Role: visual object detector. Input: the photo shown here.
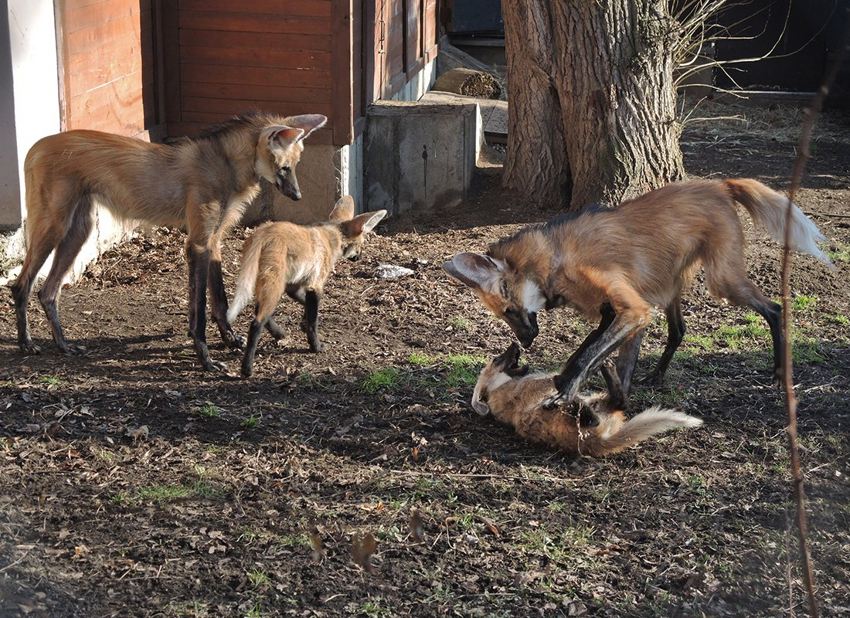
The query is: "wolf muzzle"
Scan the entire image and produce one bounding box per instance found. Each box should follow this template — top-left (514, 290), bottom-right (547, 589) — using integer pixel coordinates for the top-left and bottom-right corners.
top-left (276, 172), bottom-right (302, 201)
top-left (509, 312), bottom-right (539, 349)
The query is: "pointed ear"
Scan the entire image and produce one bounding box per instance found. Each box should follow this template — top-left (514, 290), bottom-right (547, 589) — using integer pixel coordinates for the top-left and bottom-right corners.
top-left (471, 398), bottom-right (491, 416)
top-left (283, 114), bottom-right (327, 141)
top-left (328, 195), bottom-right (355, 222)
top-left (262, 125), bottom-right (304, 149)
top-left (443, 253), bottom-right (504, 292)
top-left (348, 210), bottom-right (387, 235)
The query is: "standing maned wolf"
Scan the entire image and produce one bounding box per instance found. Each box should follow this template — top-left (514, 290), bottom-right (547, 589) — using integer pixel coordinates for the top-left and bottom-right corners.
top-left (227, 196), bottom-right (387, 377)
top-left (446, 179), bottom-right (832, 405)
top-left (472, 343), bottom-right (703, 457)
top-left (10, 111), bottom-right (326, 370)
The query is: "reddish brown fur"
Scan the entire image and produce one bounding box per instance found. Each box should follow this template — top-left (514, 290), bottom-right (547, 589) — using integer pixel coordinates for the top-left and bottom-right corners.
top-left (228, 196), bottom-right (386, 377)
top-left (447, 179), bottom-right (830, 403)
top-left (10, 111), bottom-right (326, 370)
top-left (472, 344), bottom-right (702, 457)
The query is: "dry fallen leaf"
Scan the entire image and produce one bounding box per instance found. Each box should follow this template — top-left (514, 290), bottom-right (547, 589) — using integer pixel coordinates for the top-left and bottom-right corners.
top-left (350, 531), bottom-right (376, 572)
top-left (409, 509), bottom-right (424, 543)
top-left (309, 525), bottom-right (325, 563)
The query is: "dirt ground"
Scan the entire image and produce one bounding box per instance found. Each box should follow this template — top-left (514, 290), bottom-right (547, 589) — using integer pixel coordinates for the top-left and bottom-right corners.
top-left (1, 101), bottom-right (849, 618)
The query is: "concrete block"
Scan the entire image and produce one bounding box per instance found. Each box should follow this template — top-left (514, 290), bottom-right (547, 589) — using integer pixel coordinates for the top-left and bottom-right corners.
top-left (364, 101), bottom-right (479, 215)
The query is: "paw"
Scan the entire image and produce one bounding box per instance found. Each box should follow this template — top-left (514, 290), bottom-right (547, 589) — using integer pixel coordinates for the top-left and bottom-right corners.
top-left (19, 341), bottom-right (42, 355)
top-left (205, 359), bottom-right (229, 372)
top-left (230, 334), bottom-right (246, 350)
top-left (638, 372), bottom-right (664, 387)
top-left (309, 341), bottom-right (326, 353)
top-left (59, 343), bottom-right (87, 355)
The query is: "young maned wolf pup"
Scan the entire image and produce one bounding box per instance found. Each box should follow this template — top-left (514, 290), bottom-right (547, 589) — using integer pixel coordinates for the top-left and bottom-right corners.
top-left (11, 111), bottom-right (326, 370)
top-left (446, 178), bottom-right (832, 406)
top-left (472, 343), bottom-right (703, 457)
top-left (227, 196), bottom-right (387, 377)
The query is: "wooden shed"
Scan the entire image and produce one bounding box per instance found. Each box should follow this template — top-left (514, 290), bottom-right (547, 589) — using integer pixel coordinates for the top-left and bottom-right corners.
top-left (8, 0), bottom-right (440, 224)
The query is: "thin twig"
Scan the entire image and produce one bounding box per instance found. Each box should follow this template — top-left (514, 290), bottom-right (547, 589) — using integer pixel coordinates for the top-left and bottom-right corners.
top-left (779, 9), bottom-right (850, 618)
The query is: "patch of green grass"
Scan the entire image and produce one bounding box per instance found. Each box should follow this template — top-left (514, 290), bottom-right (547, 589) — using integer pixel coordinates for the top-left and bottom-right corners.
top-left (360, 367), bottom-right (403, 393)
top-left (243, 603), bottom-right (264, 618)
top-left (792, 337), bottom-right (825, 364)
top-left (792, 294), bottom-right (817, 313)
top-left (826, 243), bottom-right (850, 263)
top-left (38, 375), bottom-right (61, 387)
top-left (448, 315), bottom-right (472, 332)
top-left (136, 485), bottom-right (191, 503)
top-left (294, 371), bottom-right (334, 390)
top-left (191, 480), bottom-right (226, 500)
top-left (277, 533), bottom-right (311, 548)
top-left (196, 402), bottom-right (221, 418)
top-left (164, 600), bottom-right (211, 617)
top-left (519, 525), bottom-right (595, 563)
top-left (683, 333), bottom-right (714, 350)
top-left (828, 313), bottom-right (848, 326)
top-left (408, 352), bottom-right (435, 366)
top-left (715, 318), bottom-right (769, 350)
top-left (443, 353), bottom-right (487, 388)
top-left (346, 599), bottom-right (391, 617)
top-left (240, 414), bottom-right (260, 429)
top-left (247, 568), bottom-right (270, 590)
top-left (109, 492), bottom-right (128, 504)
top-left (686, 474), bottom-right (707, 494)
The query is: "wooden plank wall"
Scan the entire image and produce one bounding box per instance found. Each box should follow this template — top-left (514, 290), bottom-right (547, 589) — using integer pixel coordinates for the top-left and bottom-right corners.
top-left (374, 0), bottom-right (438, 101)
top-left (165, 0), bottom-right (336, 142)
top-left (57, 0), bottom-right (160, 137)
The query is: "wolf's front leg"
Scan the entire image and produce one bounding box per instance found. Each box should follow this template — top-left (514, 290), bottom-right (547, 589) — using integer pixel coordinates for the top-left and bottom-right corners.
top-left (187, 244), bottom-right (225, 371)
top-left (303, 290), bottom-right (325, 352)
top-left (208, 241), bottom-right (244, 350)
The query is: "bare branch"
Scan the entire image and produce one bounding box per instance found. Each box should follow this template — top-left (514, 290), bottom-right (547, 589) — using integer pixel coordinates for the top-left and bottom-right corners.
top-left (778, 8), bottom-right (850, 618)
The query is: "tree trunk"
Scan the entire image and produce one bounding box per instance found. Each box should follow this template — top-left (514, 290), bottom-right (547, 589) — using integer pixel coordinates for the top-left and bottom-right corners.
top-left (503, 0), bottom-right (686, 210)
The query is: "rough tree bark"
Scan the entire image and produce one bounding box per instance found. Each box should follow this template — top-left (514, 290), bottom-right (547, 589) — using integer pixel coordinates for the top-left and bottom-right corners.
top-left (503, 0), bottom-right (686, 210)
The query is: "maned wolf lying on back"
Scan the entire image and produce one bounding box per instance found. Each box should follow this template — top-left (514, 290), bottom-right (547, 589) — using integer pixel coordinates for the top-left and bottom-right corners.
top-left (227, 196), bottom-right (387, 377)
top-left (446, 178), bottom-right (832, 406)
top-left (11, 111), bottom-right (326, 370)
top-left (472, 343), bottom-right (703, 457)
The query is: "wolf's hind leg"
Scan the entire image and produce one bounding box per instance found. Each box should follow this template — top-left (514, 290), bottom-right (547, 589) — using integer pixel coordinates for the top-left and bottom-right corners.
top-left (641, 298), bottom-right (686, 386)
top-left (12, 235), bottom-right (59, 355)
top-left (265, 318), bottom-right (287, 341)
top-left (303, 291), bottom-right (325, 353)
top-left (37, 197), bottom-right (95, 355)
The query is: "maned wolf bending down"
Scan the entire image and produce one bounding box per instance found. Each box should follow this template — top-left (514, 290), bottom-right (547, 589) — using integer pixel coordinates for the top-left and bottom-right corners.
top-left (445, 178), bottom-right (832, 405)
top-left (227, 196), bottom-right (387, 377)
top-left (472, 342), bottom-right (703, 457)
top-left (10, 111), bottom-right (326, 370)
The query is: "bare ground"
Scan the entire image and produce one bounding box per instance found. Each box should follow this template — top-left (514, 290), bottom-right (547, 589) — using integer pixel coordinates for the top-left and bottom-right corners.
top-left (1, 101), bottom-right (849, 617)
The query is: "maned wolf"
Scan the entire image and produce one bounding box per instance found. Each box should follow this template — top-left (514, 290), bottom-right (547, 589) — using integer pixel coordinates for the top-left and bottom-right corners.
top-left (445, 178), bottom-right (832, 405)
top-left (472, 342), bottom-right (703, 457)
top-left (10, 111), bottom-right (326, 370)
top-left (227, 196), bottom-right (387, 377)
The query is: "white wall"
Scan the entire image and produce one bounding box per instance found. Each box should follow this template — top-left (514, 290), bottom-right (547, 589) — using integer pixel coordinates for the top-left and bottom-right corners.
top-left (1, 0), bottom-right (61, 229)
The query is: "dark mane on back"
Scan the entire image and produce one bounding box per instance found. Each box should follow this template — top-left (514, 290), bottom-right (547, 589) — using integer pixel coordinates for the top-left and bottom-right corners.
top-left (488, 203), bottom-right (613, 256)
top-left (197, 110), bottom-right (268, 140)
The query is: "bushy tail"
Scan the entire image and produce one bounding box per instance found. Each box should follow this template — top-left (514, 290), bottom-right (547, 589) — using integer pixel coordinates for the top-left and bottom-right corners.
top-left (584, 407), bottom-right (703, 457)
top-left (226, 235), bottom-right (261, 323)
top-left (723, 178), bottom-right (833, 266)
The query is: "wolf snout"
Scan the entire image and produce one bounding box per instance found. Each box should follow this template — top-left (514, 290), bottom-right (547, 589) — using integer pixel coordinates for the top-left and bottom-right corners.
top-left (281, 185), bottom-right (301, 201)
